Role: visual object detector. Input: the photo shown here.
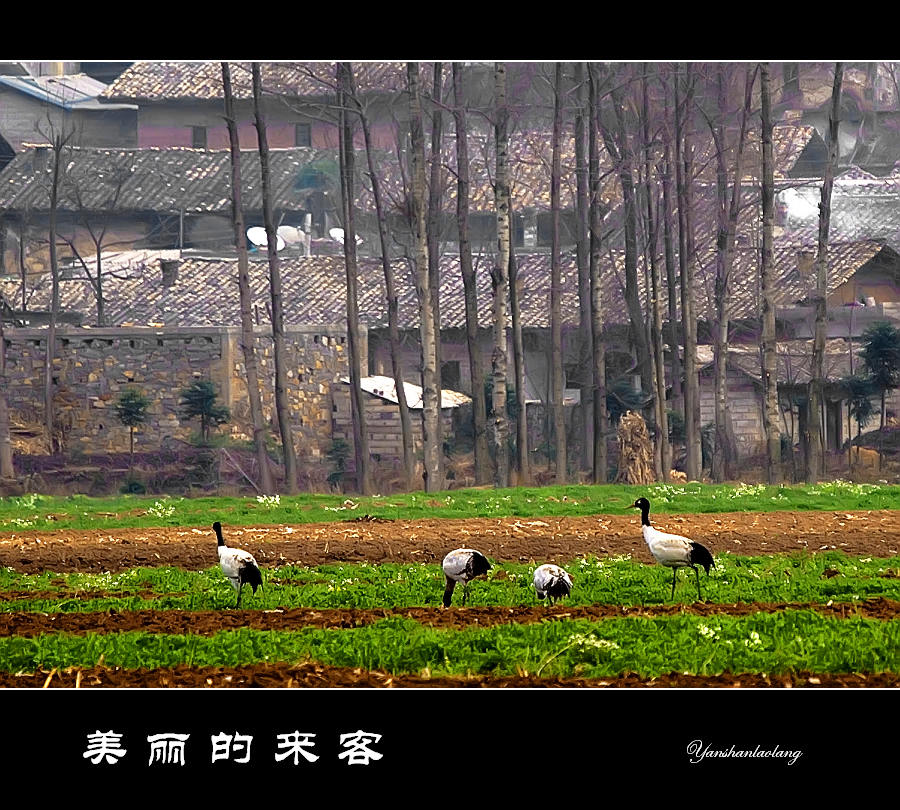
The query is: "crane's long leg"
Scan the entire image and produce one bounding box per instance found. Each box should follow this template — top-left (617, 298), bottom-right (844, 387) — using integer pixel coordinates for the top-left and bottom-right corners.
top-left (236, 583), bottom-right (243, 609)
top-left (671, 567), bottom-right (678, 600)
top-left (462, 583), bottom-right (468, 606)
top-left (694, 566), bottom-right (702, 601)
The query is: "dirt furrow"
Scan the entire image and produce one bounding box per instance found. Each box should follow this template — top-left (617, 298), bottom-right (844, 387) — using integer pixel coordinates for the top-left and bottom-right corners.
top-left (1, 510), bottom-right (899, 573)
top-left (3, 661), bottom-right (896, 688)
top-left (1, 596), bottom-right (898, 637)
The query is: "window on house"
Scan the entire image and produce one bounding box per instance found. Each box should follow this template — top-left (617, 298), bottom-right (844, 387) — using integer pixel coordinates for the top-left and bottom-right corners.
top-left (295, 123), bottom-right (312, 147)
top-left (192, 126), bottom-right (207, 148)
top-left (441, 361), bottom-right (461, 392)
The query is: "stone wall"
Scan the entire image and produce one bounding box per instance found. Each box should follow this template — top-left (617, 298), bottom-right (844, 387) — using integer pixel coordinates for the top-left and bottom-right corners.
top-left (3, 324), bottom-right (357, 463)
top-left (699, 367), bottom-right (765, 459)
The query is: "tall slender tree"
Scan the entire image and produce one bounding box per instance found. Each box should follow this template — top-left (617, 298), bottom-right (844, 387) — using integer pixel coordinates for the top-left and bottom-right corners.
top-left (352, 71), bottom-right (416, 489)
top-left (807, 63), bottom-right (843, 483)
top-left (337, 62), bottom-right (373, 495)
top-left (598, 65), bottom-right (653, 395)
top-left (588, 64), bottom-right (608, 483)
top-left (0, 293), bottom-right (13, 478)
top-left (550, 62), bottom-right (567, 483)
top-left (452, 63), bottom-right (490, 484)
top-left (574, 62), bottom-right (593, 472)
top-left (711, 65), bottom-right (755, 482)
top-left (642, 64), bottom-right (671, 482)
top-left (491, 61), bottom-right (511, 489)
top-left (659, 70), bottom-right (681, 413)
top-left (408, 62), bottom-right (441, 493)
top-left (36, 121), bottom-right (75, 454)
top-left (252, 63), bottom-right (298, 493)
top-left (759, 62), bottom-right (782, 483)
top-left (508, 200), bottom-right (529, 484)
top-left (674, 63), bottom-right (701, 480)
top-left (427, 63), bottom-right (445, 484)
top-left (221, 62), bottom-right (275, 495)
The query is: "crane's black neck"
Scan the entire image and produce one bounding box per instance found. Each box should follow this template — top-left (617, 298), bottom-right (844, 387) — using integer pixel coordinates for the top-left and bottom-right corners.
top-left (213, 523), bottom-right (225, 547)
top-left (639, 505), bottom-right (651, 527)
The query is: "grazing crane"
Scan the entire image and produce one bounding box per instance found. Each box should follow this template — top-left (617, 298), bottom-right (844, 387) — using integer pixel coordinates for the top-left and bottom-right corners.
top-left (533, 563), bottom-right (573, 606)
top-left (213, 521), bottom-right (263, 608)
top-left (631, 497), bottom-right (714, 601)
top-left (441, 548), bottom-right (491, 608)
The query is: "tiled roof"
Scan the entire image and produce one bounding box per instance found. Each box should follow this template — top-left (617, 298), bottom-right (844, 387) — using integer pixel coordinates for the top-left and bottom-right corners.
top-left (0, 120), bottom-right (817, 219)
top-left (0, 145), bottom-right (329, 213)
top-left (356, 123), bottom-right (817, 215)
top-left (3, 238), bottom-right (892, 331)
top-left (0, 73), bottom-right (136, 111)
top-left (777, 168), bottom-right (900, 247)
top-left (100, 62), bottom-right (417, 103)
top-left (725, 340), bottom-right (856, 384)
top-left (341, 376), bottom-right (471, 408)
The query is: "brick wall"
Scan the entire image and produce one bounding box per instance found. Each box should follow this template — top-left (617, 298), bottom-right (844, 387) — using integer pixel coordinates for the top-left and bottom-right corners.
top-left (3, 324), bottom-right (356, 463)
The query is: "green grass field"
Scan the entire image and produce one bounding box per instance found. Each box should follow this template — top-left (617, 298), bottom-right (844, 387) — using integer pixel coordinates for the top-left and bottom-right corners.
top-left (1, 479), bottom-right (898, 533)
top-left (1, 483), bottom-right (898, 684)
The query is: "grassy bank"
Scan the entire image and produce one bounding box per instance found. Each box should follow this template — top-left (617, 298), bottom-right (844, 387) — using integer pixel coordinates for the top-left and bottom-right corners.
top-left (1, 480), bottom-right (898, 533)
top-left (2, 551), bottom-right (898, 612)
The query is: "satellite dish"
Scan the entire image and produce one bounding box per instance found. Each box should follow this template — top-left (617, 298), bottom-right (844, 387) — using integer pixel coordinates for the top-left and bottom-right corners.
top-left (247, 226), bottom-right (285, 251)
top-left (328, 227), bottom-right (363, 246)
top-left (277, 225), bottom-right (306, 246)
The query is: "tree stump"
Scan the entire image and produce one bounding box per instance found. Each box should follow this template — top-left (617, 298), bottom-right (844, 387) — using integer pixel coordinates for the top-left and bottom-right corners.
top-left (615, 410), bottom-right (656, 484)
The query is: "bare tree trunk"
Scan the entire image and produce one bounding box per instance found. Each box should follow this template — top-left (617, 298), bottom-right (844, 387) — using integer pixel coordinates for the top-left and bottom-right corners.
top-left (252, 63), bottom-right (298, 493)
top-left (550, 63), bottom-right (567, 484)
top-left (44, 136), bottom-right (66, 455)
top-left (0, 303), bottom-right (13, 478)
top-left (660, 69), bottom-right (682, 438)
top-left (508, 201), bottom-right (529, 484)
top-left (807, 62), bottom-right (843, 484)
top-left (760, 62), bottom-right (782, 484)
top-left (427, 63), bottom-right (445, 484)
top-left (588, 64), bottom-right (608, 483)
top-left (94, 244), bottom-right (105, 328)
top-left (355, 76), bottom-right (415, 490)
top-left (452, 63), bottom-right (490, 485)
top-left (711, 66), bottom-right (754, 482)
top-left (574, 62), bottom-right (593, 473)
top-left (338, 63), bottom-right (373, 496)
top-left (675, 63), bottom-right (701, 480)
top-left (492, 62), bottom-right (511, 489)
top-left (408, 62), bottom-right (442, 493)
top-left (642, 65), bottom-right (671, 482)
top-left (222, 62), bottom-right (275, 495)
top-left (599, 65), bottom-right (653, 395)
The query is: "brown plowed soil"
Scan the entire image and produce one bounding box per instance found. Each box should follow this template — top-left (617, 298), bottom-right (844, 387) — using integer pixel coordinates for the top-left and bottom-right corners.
top-left (2, 510), bottom-right (899, 688)
top-left (3, 662), bottom-right (897, 688)
top-left (1, 510), bottom-right (899, 574)
top-left (2, 598), bottom-right (899, 638)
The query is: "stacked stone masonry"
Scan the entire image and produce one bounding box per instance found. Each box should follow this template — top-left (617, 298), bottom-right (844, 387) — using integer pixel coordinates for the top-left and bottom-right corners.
top-left (3, 324), bottom-right (357, 462)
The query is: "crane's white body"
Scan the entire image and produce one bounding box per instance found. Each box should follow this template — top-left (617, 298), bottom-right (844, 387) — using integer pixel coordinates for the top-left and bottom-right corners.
top-left (631, 497), bottom-right (714, 601)
top-left (533, 563), bottom-right (573, 605)
top-left (218, 544), bottom-right (261, 591)
top-left (213, 522), bottom-right (263, 608)
top-left (441, 548), bottom-right (491, 607)
top-left (640, 524), bottom-right (696, 569)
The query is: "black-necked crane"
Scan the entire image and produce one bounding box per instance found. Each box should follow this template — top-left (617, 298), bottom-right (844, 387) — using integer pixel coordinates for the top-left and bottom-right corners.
top-left (631, 497), bottom-right (714, 601)
top-left (213, 521), bottom-right (263, 608)
top-left (532, 563), bottom-right (573, 606)
top-left (441, 548), bottom-right (491, 608)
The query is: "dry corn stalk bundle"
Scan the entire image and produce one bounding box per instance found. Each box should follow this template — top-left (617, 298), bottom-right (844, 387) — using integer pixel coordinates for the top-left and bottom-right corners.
top-left (615, 410), bottom-right (656, 484)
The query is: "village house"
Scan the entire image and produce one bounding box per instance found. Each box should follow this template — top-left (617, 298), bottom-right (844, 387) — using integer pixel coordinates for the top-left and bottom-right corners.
top-left (0, 68), bottom-right (137, 169)
top-left (2, 62), bottom-right (900, 482)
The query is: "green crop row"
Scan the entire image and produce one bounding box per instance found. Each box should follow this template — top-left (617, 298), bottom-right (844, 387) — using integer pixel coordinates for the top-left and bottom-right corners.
top-left (1, 479), bottom-right (899, 533)
top-left (1, 612), bottom-right (897, 679)
top-left (2, 551), bottom-right (899, 613)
